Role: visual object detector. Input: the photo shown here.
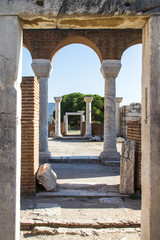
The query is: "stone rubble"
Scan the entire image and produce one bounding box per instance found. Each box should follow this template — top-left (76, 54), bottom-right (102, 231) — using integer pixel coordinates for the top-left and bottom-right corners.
top-left (36, 163), bottom-right (57, 191)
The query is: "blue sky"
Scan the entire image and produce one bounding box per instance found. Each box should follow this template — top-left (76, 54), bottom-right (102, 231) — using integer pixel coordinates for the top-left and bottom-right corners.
top-left (22, 43), bottom-right (142, 106)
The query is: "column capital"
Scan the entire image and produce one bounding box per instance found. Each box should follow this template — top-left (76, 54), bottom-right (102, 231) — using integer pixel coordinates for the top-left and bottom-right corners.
top-left (116, 97), bottom-right (123, 104)
top-left (101, 60), bottom-right (121, 79)
top-left (54, 97), bottom-right (62, 103)
top-left (31, 59), bottom-right (52, 78)
top-left (84, 96), bottom-right (93, 103)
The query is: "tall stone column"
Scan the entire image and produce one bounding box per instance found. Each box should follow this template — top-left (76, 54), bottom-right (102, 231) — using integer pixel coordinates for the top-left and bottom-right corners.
top-left (100, 60), bottom-right (121, 163)
top-left (116, 97), bottom-right (123, 136)
top-left (84, 97), bottom-right (93, 138)
top-left (65, 113), bottom-right (68, 135)
top-left (0, 16), bottom-right (22, 240)
top-left (32, 59), bottom-right (52, 158)
top-left (141, 16), bottom-right (160, 240)
top-left (54, 97), bottom-right (62, 138)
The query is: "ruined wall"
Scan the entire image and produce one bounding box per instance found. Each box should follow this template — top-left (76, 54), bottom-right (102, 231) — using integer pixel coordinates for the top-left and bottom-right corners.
top-left (127, 121), bottom-right (141, 190)
top-left (121, 103), bottom-right (141, 137)
top-left (21, 77), bottom-right (39, 194)
top-left (82, 122), bottom-right (104, 136)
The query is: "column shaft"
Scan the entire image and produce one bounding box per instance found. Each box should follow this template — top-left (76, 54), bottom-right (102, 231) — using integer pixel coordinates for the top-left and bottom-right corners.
top-left (39, 77), bottom-right (49, 154)
top-left (65, 114), bottom-right (68, 135)
top-left (141, 16), bottom-right (160, 240)
top-left (116, 98), bottom-right (123, 136)
top-left (84, 97), bottom-right (93, 138)
top-left (32, 59), bottom-right (52, 158)
top-left (54, 97), bottom-right (62, 138)
top-left (0, 16), bottom-right (22, 240)
top-left (100, 60), bottom-right (121, 162)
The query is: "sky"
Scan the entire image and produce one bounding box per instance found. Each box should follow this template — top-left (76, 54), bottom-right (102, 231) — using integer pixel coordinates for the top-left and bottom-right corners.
top-left (22, 43), bottom-right (142, 106)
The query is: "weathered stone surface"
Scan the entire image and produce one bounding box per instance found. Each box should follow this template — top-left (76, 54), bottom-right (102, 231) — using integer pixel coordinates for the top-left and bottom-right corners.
top-left (37, 164), bottom-right (57, 191)
top-left (141, 15), bottom-right (160, 240)
top-left (32, 59), bottom-right (52, 158)
top-left (0, 16), bottom-right (22, 240)
top-left (120, 139), bottom-right (135, 194)
top-left (0, 0), bottom-right (159, 29)
top-left (100, 60), bottom-right (121, 162)
top-left (91, 136), bottom-right (101, 141)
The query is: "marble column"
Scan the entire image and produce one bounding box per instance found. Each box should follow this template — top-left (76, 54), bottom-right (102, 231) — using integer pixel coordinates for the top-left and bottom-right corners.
top-left (65, 113), bottom-right (68, 135)
top-left (32, 59), bottom-right (52, 158)
top-left (141, 16), bottom-right (160, 240)
top-left (100, 60), bottom-right (121, 163)
top-left (54, 97), bottom-right (62, 138)
top-left (116, 97), bottom-right (123, 136)
top-left (84, 97), bottom-right (93, 138)
top-left (0, 16), bottom-right (22, 240)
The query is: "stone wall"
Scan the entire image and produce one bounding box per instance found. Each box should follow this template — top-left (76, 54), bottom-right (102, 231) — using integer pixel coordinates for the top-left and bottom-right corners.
top-left (48, 123), bottom-right (65, 136)
top-left (127, 121), bottom-right (141, 190)
top-left (21, 77), bottom-right (39, 194)
top-left (121, 103), bottom-right (141, 138)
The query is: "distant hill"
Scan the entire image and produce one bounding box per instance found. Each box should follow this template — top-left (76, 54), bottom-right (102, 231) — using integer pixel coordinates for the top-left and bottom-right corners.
top-left (48, 102), bottom-right (55, 117)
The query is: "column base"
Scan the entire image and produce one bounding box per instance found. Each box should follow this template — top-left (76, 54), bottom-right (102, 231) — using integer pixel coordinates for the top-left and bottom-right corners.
top-left (100, 150), bottom-right (120, 164)
top-left (39, 150), bottom-right (51, 159)
top-left (53, 134), bottom-right (63, 139)
top-left (84, 135), bottom-right (92, 139)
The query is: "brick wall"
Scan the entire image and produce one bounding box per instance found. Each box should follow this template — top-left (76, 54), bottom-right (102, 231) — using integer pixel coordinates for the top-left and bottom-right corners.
top-left (23, 29), bottom-right (141, 61)
top-left (48, 123), bottom-right (65, 136)
top-left (82, 122), bottom-right (104, 136)
top-left (127, 121), bottom-right (141, 190)
top-left (21, 77), bottom-right (39, 194)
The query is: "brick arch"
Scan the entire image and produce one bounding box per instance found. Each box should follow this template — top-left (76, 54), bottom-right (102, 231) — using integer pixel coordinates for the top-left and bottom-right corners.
top-left (50, 35), bottom-right (103, 63)
top-left (121, 42), bottom-right (142, 60)
top-left (23, 29), bottom-right (142, 62)
top-left (120, 39), bottom-right (142, 60)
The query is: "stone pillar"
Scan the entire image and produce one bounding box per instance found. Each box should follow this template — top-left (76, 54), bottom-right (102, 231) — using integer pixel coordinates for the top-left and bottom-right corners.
top-left (65, 113), bottom-right (68, 135)
top-left (116, 97), bottom-right (123, 136)
top-left (84, 97), bottom-right (93, 138)
top-left (100, 60), bottom-right (121, 163)
top-left (0, 16), bottom-right (22, 240)
top-left (32, 59), bottom-right (52, 158)
top-left (54, 97), bottom-right (62, 138)
top-left (141, 16), bottom-right (160, 240)
top-left (78, 111), bottom-right (85, 134)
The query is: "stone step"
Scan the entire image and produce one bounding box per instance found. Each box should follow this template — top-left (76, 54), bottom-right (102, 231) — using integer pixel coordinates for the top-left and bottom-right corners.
top-left (48, 157), bottom-right (120, 165)
top-left (36, 190), bottom-right (127, 198)
top-left (48, 156), bottom-right (100, 164)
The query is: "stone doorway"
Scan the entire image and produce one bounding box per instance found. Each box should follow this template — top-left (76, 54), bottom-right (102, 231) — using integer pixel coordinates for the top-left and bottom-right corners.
top-left (64, 112), bottom-right (85, 136)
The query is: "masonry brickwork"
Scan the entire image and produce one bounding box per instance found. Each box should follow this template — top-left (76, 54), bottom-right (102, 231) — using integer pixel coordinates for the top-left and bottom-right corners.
top-left (21, 77), bottom-right (39, 194)
top-left (81, 122), bottom-right (104, 136)
top-left (23, 29), bottom-right (142, 62)
top-left (127, 121), bottom-right (141, 190)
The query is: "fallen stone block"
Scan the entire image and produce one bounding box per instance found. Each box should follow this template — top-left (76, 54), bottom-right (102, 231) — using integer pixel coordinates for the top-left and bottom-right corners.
top-left (37, 163), bottom-right (57, 191)
top-left (91, 136), bottom-right (101, 141)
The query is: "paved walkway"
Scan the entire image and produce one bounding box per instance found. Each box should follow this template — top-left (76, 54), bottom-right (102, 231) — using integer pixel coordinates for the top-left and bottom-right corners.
top-left (20, 139), bottom-right (141, 240)
top-left (48, 138), bottom-right (122, 157)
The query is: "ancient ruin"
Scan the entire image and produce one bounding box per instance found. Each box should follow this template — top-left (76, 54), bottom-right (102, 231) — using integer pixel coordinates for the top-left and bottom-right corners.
top-left (0, 1), bottom-right (160, 239)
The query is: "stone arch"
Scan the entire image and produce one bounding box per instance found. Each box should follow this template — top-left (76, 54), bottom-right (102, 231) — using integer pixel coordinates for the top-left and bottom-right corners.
top-left (51, 35), bottom-right (103, 63)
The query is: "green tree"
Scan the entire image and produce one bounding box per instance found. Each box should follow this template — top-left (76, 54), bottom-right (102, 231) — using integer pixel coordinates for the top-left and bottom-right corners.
top-left (53, 93), bottom-right (104, 125)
